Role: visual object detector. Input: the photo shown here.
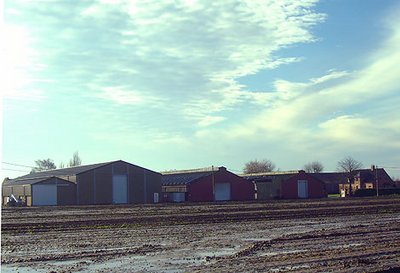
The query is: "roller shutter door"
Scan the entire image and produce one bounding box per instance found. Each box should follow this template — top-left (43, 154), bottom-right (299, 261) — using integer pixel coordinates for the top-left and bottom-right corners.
top-left (215, 183), bottom-right (231, 201)
top-left (32, 184), bottom-right (57, 206)
top-left (171, 192), bottom-right (185, 202)
top-left (112, 175), bottom-right (128, 204)
top-left (297, 180), bottom-right (308, 198)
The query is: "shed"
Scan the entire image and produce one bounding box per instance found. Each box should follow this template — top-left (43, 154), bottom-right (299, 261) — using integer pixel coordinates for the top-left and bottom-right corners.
top-left (2, 176), bottom-right (76, 206)
top-left (310, 172), bottom-right (348, 194)
top-left (3, 160), bottom-right (162, 205)
top-left (162, 167), bottom-right (255, 202)
top-left (243, 170), bottom-right (327, 200)
top-left (281, 171), bottom-right (327, 199)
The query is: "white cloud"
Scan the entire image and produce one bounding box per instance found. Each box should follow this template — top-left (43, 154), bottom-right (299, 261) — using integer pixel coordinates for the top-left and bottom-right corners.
top-left (75, 0), bottom-right (324, 125)
top-left (94, 86), bottom-right (167, 107)
top-left (199, 12), bottom-right (400, 159)
top-left (197, 116), bottom-right (226, 127)
top-left (4, 0), bottom-right (326, 128)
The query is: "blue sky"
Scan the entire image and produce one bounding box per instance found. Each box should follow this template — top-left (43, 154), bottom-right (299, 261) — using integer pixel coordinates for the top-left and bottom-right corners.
top-left (2, 0), bottom-right (400, 179)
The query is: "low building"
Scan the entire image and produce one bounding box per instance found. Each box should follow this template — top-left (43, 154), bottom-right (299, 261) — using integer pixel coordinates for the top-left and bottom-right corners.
top-left (310, 172), bottom-right (348, 194)
top-left (243, 170), bottom-right (327, 200)
top-left (2, 160), bottom-right (162, 206)
top-left (162, 167), bottom-right (255, 202)
top-left (2, 176), bottom-right (76, 206)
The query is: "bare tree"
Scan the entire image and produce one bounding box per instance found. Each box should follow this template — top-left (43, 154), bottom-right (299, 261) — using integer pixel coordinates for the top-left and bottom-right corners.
top-left (337, 156), bottom-right (363, 196)
top-left (304, 161), bottom-right (324, 173)
top-left (337, 156), bottom-right (363, 173)
top-left (68, 151), bottom-right (82, 167)
top-left (31, 159), bottom-right (57, 173)
top-left (243, 159), bottom-right (276, 174)
top-left (59, 162), bottom-right (65, 169)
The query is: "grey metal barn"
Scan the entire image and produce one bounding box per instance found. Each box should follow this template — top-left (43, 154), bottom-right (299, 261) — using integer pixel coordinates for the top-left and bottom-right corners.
top-left (2, 160), bottom-right (162, 206)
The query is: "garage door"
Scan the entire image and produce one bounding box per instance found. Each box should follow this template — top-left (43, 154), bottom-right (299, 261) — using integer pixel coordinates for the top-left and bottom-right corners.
top-left (215, 183), bottom-right (231, 201)
top-left (170, 192), bottom-right (185, 202)
top-left (297, 180), bottom-right (308, 198)
top-left (112, 175), bottom-right (128, 204)
top-left (32, 184), bottom-right (57, 206)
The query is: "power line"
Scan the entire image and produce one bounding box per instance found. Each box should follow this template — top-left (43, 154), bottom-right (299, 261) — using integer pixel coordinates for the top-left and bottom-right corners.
top-left (2, 168), bottom-right (30, 173)
top-left (2, 161), bottom-right (35, 169)
top-left (380, 166), bottom-right (400, 169)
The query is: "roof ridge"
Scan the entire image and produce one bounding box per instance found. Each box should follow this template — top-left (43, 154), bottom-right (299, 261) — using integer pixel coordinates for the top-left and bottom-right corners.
top-left (11, 175), bottom-right (56, 182)
top-left (240, 170), bottom-right (300, 177)
top-left (32, 160), bottom-right (117, 174)
top-left (161, 166), bottom-right (221, 175)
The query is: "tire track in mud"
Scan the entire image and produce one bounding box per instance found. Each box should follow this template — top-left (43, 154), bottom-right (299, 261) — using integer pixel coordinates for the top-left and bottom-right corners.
top-left (2, 244), bottom-right (166, 264)
top-left (2, 202), bottom-right (399, 234)
top-left (202, 217), bottom-right (400, 272)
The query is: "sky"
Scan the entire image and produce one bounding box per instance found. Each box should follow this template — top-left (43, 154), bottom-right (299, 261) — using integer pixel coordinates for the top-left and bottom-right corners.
top-left (2, 0), bottom-right (400, 179)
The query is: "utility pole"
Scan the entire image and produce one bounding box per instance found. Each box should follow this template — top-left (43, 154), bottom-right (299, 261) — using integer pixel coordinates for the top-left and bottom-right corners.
top-left (371, 165), bottom-right (379, 197)
top-left (376, 165), bottom-right (379, 197)
top-left (211, 165), bottom-right (215, 201)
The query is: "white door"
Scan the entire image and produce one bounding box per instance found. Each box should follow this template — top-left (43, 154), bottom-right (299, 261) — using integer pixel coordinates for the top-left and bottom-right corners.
top-left (113, 175), bottom-right (128, 204)
top-left (153, 193), bottom-right (159, 203)
top-left (297, 180), bottom-right (308, 198)
top-left (215, 182), bottom-right (231, 201)
top-left (32, 184), bottom-right (57, 206)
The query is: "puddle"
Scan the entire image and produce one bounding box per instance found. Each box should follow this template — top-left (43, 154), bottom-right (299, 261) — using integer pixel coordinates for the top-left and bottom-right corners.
top-left (329, 243), bottom-right (362, 249)
top-left (259, 249), bottom-right (305, 257)
top-left (0, 265), bottom-right (48, 273)
top-left (196, 248), bottom-right (237, 258)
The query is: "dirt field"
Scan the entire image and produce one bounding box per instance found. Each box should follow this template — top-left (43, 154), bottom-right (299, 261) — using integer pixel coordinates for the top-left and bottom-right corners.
top-left (2, 197), bottom-right (400, 273)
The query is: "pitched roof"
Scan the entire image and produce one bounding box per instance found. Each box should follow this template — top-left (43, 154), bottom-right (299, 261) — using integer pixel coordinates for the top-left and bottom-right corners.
top-left (241, 169), bottom-right (393, 185)
top-left (310, 172), bottom-right (348, 184)
top-left (162, 167), bottom-right (222, 185)
top-left (355, 168), bottom-right (394, 184)
top-left (3, 176), bottom-right (73, 186)
top-left (7, 160), bottom-right (160, 183)
top-left (240, 171), bottom-right (300, 182)
top-left (10, 161), bottom-right (113, 181)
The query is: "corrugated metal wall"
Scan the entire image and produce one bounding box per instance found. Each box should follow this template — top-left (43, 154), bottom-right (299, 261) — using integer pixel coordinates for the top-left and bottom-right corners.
top-left (187, 169), bottom-right (255, 202)
top-left (281, 172), bottom-right (327, 199)
top-left (77, 161), bottom-right (161, 205)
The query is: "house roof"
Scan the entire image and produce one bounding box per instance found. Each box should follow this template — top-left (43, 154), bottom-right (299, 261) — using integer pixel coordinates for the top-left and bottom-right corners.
top-left (162, 167), bottom-right (224, 185)
top-left (6, 160), bottom-right (160, 183)
top-left (355, 168), bottom-right (394, 183)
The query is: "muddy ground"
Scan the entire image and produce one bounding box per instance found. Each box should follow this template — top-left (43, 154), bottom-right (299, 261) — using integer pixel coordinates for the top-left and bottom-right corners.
top-left (2, 197), bottom-right (400, 272)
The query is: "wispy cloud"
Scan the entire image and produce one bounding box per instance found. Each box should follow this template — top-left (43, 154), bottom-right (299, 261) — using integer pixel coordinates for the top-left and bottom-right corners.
top-left (4, 0), bottom-right (324, 127)
top-left (3, 0), bottom-right (400, 178)
top-left (93, 85), bottom-right (167, 107)
top-left (196, 12), bottom-right (400, 160)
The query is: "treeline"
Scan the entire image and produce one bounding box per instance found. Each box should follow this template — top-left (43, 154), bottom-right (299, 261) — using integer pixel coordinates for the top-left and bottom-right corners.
top-left (30, 152), bottom-right (82, 173)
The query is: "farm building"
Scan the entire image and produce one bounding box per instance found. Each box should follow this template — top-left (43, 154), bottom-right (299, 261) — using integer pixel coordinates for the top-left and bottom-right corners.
top-left (161, 167), bottom-right (255, 202)
top-left (242, 170), bottom-right (327, 200)
top-left (2, 160), bottom-right (162, 206)
top-left (2, 176), bottom-right (76, 206)
top-left (310, 172), bottom-right (348, 194)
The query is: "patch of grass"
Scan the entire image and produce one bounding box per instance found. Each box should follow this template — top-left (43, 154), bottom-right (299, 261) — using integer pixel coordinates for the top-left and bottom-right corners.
top-left (328, 194), bottom-right (341, 198)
